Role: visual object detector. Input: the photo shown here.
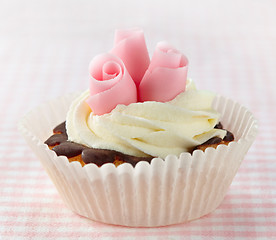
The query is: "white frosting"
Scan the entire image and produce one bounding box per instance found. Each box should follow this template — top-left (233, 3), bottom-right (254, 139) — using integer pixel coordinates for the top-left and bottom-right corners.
top-left (66, 80), bottom-right (226, 158)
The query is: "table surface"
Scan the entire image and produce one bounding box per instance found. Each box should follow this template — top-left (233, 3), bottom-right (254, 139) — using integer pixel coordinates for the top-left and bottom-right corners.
top-left (1, 0), bottom-right (276, 239)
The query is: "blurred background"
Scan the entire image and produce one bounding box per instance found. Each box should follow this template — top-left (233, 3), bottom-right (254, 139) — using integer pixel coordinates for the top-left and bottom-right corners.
top-left (1, 0), bottom-right (276, 238)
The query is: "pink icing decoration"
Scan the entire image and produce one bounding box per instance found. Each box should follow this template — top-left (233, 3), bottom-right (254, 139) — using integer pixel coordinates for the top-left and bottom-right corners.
top-left (138, 42), bottom-right (188, 102)
top-left (110, 29), bottom-right (150, 87)
top-left (86, 53), bottom-right (137, 115)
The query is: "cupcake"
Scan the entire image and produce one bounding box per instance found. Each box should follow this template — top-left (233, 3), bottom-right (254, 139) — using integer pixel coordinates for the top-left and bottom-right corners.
top-left (19, 29), bottom-right (258, 227)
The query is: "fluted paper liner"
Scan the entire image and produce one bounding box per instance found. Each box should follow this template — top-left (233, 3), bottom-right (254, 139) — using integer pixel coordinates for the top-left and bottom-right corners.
top-left (18, 93), bottom-right (258, 227)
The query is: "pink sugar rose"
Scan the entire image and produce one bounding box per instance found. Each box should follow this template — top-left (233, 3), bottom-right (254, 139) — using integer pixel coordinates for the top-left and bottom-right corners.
top-left (110, 28), bottom-right (150, 87)
top-left (87, 30), bottom-right (189, 115)
top-left (139, 41), bottom-right (188, 102)
top-left (86, 53), bottom-right (137, 115)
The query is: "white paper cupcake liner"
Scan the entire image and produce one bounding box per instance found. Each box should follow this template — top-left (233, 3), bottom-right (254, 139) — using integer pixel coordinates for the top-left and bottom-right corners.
top-left (18, 92), bottom-right (258, 227)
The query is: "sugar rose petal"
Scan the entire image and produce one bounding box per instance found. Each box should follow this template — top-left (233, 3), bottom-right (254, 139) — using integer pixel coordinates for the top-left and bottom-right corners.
top-left (86, 53), bottom-right (137, 115)
top-left (139, 42), bottom-right (188, 102)
top-left (110, 28), bottom-right (150, 87)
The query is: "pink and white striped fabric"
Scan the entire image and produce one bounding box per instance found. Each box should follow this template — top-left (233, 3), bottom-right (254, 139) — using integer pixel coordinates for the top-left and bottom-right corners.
top-left (1, 0), bottom-right (275, 239)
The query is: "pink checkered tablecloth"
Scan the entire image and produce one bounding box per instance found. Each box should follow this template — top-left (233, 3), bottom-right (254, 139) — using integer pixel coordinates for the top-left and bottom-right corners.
top-left (1, 0), bottom-right (275, 239)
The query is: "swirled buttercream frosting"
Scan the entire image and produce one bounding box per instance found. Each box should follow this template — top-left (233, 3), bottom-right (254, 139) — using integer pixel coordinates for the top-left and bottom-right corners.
top-left (66, 80), bottom-right (226, 158)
